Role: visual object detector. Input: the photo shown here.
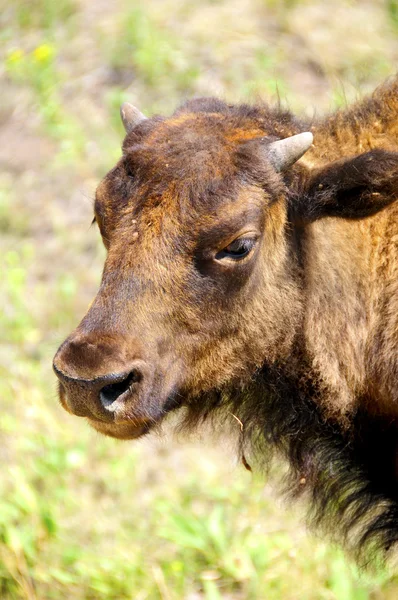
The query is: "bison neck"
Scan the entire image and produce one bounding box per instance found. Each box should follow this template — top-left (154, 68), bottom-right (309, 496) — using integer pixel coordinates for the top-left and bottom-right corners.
top-left (300, 205), bottom-right (398, 421)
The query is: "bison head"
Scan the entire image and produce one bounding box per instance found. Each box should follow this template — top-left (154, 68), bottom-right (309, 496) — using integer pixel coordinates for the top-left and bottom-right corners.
top-left (53, 99), bottom-right (314, 439)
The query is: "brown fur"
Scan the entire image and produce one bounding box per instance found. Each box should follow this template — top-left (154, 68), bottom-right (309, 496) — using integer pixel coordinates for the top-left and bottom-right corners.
top-left (53, 77), bottom-right (398, 560)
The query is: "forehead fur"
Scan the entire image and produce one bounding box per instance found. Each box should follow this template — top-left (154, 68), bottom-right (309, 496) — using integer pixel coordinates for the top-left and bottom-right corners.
top-left (98, 98), bottom-right (295, 223)
top-left (122, 99), bottom-right (295, 189)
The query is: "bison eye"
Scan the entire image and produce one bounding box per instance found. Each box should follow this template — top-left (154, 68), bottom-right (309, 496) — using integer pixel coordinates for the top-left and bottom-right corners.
top-left (216, 237), bottom-right (257, 261)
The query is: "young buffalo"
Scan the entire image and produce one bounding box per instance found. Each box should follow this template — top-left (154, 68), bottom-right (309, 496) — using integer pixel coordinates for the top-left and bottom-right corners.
top-left (53, 76), bottom-right (398, 561)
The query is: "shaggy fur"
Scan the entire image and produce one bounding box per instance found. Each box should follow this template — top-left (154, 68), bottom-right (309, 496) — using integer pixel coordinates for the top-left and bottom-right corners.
top-left (53, 75), bottom-right (398, 563)
top-left (181, 360), bottom-right (398, 563)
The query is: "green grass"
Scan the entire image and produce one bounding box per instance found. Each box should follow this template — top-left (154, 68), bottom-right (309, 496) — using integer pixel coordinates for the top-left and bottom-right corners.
top-left (5, 44), bottom-right (88, 165)
top-left (1, 0), bottom-right (398, 598)
top-left (6, 0), bottom-right (76, 31)
top-left (108, 7), bottom-right (200, 91)
top-left (387, 0), bottom-right (398, 30)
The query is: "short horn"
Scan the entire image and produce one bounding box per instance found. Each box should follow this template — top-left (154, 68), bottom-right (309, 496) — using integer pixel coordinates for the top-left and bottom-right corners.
top-left (268, 132), bottom-right (313, 172)
top-left (120, 102), bottom-right (147, 133)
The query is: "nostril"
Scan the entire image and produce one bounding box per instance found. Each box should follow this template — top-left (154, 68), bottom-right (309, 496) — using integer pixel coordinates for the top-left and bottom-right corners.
top-left (99, 370), bottom-right (142, 409)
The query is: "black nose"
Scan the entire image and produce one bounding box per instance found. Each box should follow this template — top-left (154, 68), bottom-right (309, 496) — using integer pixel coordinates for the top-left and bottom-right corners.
top-left (53, 358), bottom-right (149, 420)
top-left (99, 369), bottom-right (142, 409)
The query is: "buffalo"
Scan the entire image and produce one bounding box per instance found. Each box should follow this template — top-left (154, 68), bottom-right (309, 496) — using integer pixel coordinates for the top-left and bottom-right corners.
top-left (53, 77), bottom-right (398, 560)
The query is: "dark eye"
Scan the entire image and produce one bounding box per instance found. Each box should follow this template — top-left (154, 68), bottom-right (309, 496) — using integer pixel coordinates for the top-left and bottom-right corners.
top-left (216, 237), bottom-right (257, 261)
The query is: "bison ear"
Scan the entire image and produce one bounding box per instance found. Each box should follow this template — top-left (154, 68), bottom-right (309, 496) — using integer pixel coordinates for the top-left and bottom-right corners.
top-left (268, 132), bottom-right (313, 172)
top-left (120, 103), bottom-right (147, 133)
top-left (296, 149), bottom-right (398, 222)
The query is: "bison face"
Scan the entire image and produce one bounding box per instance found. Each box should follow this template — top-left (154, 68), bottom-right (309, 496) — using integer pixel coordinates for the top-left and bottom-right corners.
top-left (53, 100), bottom-right (311, 439)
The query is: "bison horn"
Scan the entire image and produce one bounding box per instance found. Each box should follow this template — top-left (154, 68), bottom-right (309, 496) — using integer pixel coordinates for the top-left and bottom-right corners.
top-left (268, 132), bottom-right (313, 172)
top-left (120, 102), bottom-right (147, 133)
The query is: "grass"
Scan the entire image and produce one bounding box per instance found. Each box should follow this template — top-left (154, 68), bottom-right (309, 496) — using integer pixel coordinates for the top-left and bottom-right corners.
top-left (1, 0), bottom-right (398, 598)
top-left (1, 0), bottom-right (76, 31)
top-left (108, 7), bottom-right (200, 91)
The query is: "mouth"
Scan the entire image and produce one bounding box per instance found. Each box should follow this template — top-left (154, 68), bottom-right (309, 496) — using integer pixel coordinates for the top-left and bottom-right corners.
top-left (58, 382), bottom-right (184, 440)
top-left (87, 418), bottom-right (154, 440)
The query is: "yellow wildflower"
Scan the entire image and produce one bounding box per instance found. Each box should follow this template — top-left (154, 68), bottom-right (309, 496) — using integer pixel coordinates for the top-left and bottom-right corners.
top-left (33, 44), bottom-right (54, 63)
top-left (6, 49), bottom-right (24, 65)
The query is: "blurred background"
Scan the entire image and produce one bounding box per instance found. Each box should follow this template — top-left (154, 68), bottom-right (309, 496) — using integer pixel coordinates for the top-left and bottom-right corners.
top-left (1, 0), bottom-right (398, 598)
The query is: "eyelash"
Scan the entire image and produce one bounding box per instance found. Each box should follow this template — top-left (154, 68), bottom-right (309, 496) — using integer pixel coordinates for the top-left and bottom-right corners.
top-left (215, 237), bottom-right (257, 261)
